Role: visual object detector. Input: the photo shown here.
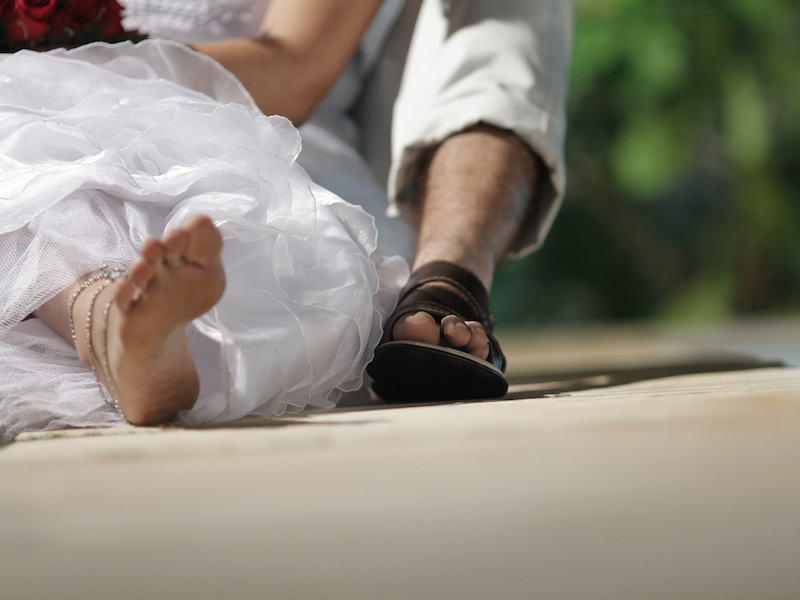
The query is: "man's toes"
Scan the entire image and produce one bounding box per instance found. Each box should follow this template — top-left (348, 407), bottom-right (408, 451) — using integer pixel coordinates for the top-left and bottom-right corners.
top-left (441, 315), bottom-right (472, 347)
top-left (465, 321), bottom-right (490, 360)
top-left (392, 311), bottom-right (440, 346)
top-left (392, 312), bottom-right (491, 361)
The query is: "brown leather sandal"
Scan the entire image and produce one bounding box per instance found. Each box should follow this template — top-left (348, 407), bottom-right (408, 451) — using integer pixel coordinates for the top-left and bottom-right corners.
top-left (366, 260), bottom-right (508, 402)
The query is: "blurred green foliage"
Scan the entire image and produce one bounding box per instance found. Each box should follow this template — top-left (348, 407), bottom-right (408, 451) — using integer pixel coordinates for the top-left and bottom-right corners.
top-left (495, 0), bottom-right (800, 326)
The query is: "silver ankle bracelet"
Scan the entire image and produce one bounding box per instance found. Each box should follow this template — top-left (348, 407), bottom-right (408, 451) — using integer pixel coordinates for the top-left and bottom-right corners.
top-left (68, 265), bottom-right (127, 414)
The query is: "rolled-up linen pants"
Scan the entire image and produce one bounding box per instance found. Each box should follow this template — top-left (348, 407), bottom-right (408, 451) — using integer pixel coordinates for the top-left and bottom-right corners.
top-left (301, 0), bottom-right (573, 260)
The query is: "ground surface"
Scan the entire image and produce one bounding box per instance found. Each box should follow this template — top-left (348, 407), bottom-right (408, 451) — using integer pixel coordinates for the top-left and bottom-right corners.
top-left (2, 318), bottom-right (799, 600)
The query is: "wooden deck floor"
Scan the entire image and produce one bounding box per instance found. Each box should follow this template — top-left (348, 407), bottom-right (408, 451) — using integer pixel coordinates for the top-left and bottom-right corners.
top-left (2, 318), bottom-right (799, 600)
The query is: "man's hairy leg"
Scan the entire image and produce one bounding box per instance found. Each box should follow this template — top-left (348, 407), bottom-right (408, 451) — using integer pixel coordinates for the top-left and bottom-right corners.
top-left (391, 124), bottom-right (541, 359)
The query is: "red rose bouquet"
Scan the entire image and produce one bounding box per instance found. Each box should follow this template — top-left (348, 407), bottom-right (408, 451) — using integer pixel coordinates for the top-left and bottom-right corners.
top-left (1, 0), bottom-right (136, 52)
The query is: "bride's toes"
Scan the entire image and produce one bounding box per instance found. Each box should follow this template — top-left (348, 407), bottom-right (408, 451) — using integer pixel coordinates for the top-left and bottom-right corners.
top-left (162, 227), bottom-right (188, 265)
top-left (124, 257), bottom-right (156, 303)
top-left (114, 277), bottom-right (138, 314)
top-left (128, 257), bottom-right (153, 288)
top-left (140, 237), bottom-right (165, 265)
top-left (183, 215), bottom-right (223, 266)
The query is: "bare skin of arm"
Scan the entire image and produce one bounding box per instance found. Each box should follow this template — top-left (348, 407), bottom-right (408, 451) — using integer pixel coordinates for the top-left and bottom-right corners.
top-left (194, 0), bottom-right (383, 124)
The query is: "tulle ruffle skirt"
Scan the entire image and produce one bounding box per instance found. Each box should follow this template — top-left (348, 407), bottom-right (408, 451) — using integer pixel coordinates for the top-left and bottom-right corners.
top-left (0, 40), bottom-right (406, 441)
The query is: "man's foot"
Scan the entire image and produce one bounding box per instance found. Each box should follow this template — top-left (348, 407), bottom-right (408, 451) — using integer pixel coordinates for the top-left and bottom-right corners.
top-left (73, 215), bottom-right (225, 425)
top-left (366, 260), bottom-right (507, 401)
top-left (374, 126), bottom-right (535, 395)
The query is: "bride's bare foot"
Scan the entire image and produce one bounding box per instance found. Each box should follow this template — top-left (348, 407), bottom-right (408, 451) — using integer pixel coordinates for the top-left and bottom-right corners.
top-left (73, 215), bottom-right (225, 425)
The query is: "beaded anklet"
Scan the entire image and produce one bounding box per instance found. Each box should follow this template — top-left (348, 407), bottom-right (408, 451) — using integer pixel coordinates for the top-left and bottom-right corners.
top-left (68, 265), bottom-right (128, 413)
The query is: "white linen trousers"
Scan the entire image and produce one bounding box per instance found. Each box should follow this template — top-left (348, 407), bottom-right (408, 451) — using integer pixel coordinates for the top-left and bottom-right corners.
top-left (307, 0), bottom-right (574, 259)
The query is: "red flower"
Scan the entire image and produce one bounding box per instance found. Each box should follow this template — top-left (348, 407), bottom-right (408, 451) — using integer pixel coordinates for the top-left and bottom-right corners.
top-left (5, 0), bottom-right (57, 43)
top-left (1, 0), bottom-right (128, 49)
top-left (16, 0), bottom-right (57, 21)
top-left (53, 0), bottom-right (125, 41)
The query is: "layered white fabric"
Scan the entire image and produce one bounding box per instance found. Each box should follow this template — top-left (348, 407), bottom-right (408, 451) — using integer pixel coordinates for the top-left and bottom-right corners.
top-left (0, 40), bottom-right (406, 441)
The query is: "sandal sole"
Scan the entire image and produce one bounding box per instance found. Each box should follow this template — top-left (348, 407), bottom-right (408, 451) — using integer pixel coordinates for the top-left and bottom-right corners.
top-left (367, 340), bottom-right (508, 402)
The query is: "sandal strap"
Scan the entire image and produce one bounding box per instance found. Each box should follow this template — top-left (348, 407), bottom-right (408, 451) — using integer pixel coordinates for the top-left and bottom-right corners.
top-left (387, 261), bottom-right (492, 333)
top-left (400, 260), bottom-right (491, 324)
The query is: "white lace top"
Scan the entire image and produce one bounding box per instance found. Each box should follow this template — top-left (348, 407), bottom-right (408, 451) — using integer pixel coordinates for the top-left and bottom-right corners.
top-left (121, 0), bottom-right (270, 44)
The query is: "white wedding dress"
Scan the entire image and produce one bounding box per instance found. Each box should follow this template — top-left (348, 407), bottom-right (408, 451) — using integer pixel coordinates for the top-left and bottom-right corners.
top-left (0, 38), bottom-right (407, 441)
